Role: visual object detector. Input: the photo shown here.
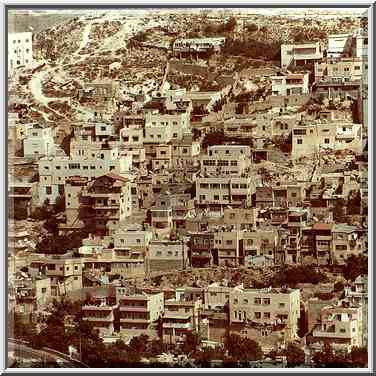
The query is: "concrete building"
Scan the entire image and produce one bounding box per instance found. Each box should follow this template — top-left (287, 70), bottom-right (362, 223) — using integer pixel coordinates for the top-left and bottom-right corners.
top-left (200, 145), bottom-right (252, 176)
top-left (117, 289), bottom-right (164, 338)
top-left (163, 295), bottom-right (202, 345)
top-left (271, 73), bottom-right (310, 96)
top-left (229, 286), bottom-right (301, 341)
top-left (196, 176), bottom-right (255, 210)
top-left (213, 228), bottom-right (242, 267)
top-left (37, 147), bottom-right (132, 206)
top-left (281, 42), bottom-right (323, 69)
top-left (82, 295), bottom-right (117, 337)
top-left (327, 32), bottom-right (368, 59)
top-left (147, 240), bottom-right (188, 274)
top-left (315, 58), bottom-right (367, 83)
top-left (223, 208), bottom-right (258, 231)
top-left (242, 229), bottom-right (278, 267)
top-left (309, 300), bottom-right (363, 352)
top-left (13, 274), bottom-right (51, 315)
top-left (8, 32), bottom-right (33, 75)
top-left (79, 173), bottom-right (132, 236)
top-left (204, 282), bottom-right (232, 310)
top-left (327, 33), bottom-right (353, 58)
top-left (171, 137), bottom-right (201, 169)
top-left (188, 232), bottom-right (215, 268)
top-left (331, 224), bottom-right (363, 265)
top-left (291, 121), bottom-right (362, 159)
top-left (173, 37), bottom-right (226, 55)
top-left (29, 255), bottom-right (84, 297)
top-left (23, 124), bottom-right (55, 158)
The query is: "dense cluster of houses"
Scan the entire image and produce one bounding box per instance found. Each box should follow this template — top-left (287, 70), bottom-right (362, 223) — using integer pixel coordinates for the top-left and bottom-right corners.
top-left (8, 22), bottom-right (368, 362)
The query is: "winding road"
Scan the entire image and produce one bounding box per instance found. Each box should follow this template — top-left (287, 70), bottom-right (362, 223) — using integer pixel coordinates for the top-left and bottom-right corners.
top-left (8, 339), bottom-right (87, 368)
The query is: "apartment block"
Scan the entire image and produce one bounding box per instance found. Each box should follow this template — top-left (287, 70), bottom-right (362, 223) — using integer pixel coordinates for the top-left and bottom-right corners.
top-left (281, 42), bottom-right (323, 69)
top-left (82, 295), bottom-right (117, 337)
top-left (308, 300), bottom-right (363, 352)
top-left (229, 286), bottom-right (301, 341)
top-left (272, 73), bottom-right (310, 96)
top-left (200, 145), bottom-right (252, 176)
top-left (147, 240), bottom-right (188, 274)
top-left (37, 148), bottom-right (132, 205)
top-left (196, 176), bottom-right (255, 210)
top-left (8, 32), bottom-right (33, 74)
top-left (79, 173), bottom-right (132, 236)
top-left (163, 295), bottom-right (202, 345)
top-left (23, 124), bottom-right (55, 158)
top-left (116, 289), bottom-right (164, 338)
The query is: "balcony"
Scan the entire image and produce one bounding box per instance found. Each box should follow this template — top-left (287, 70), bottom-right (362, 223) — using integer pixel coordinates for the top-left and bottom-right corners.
top-left (83, 316), bottom-right (114, 322)
top-left (119, 306), bottom-right (148, 312)
top-left (119, 318), bottom-right (150, 324)
top-left (94, 204), bottom-right (119, 210)
top-left (82, 305), bottom-right (114, 311)
top-left (163, 322), bottom-right (192, 329)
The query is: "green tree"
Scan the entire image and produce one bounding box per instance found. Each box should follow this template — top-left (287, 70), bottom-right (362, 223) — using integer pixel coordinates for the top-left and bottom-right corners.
top-left (129, 334), bottom-right (149, 354)
top-left (224, 16), bottom-right (237, 32)
top-left (181, 332), bottom-right (201, 355)
top-left (312, 343), bottom-right (350, 368)
top-left (286, 342), bottom-right (305, 367)
top-left (246, 23), bottom-right (258, 33)
top-left (53, 194), bottom-right (66, 214)
top-left (43, 216), bottom-right (59, 236)
top-left (343, 255), bottom-right (368, 281)
top-left (332, 198), bottom-right (346, 222)
top-left (224, 334), bottom-right (262, 362)
top-left (350, 346), bottom-right (368, 368)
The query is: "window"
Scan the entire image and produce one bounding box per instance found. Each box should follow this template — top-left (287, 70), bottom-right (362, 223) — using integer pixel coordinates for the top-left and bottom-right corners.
top-left (199, 195), bottom-right (206, 201)
top-left (297, 139), bottom-right (303, 144)
top-left (230, 161), bottom-right (238, 166)
top-left (183, 148), bottom-right (188, 154)
top-left (336, 245), bottom-right (347, 251)
top-left (254, 298), bottom-right (261, 305)
top-left (210, 292), bottom-right (217, 297)
top-left (264, 312), bottom-right (271, 319)
top-left (324, 138), bottom-right (330, 144)
top-left (214, 195), bottom-right (219, 200)
top-left (100, 126), bottom-right (106, 131)
top-left (243, 299), bottom-right (248, 304)
top-left (46, 186), bottom-right (52, 195)
top-left (226, 240), bottom-right (232, 245)
top-left (279, 302), bottom-right (285, 308)
top-left (291, 192), bottom-right (297, 198)
top-left (255, 312), bottom-right (261, 319)
top-left (340, 328), bottom-right (346, 333)
top-left (354, 66), bottom-right (361, 70)
top-left (233, 299), bottom-right (238, 305)
top-left (263, 298), bottom-right (271, 305)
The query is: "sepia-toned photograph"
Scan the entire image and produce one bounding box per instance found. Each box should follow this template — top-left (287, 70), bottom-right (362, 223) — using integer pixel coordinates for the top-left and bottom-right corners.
top-left (6, 4), bottom-right (370, 371)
